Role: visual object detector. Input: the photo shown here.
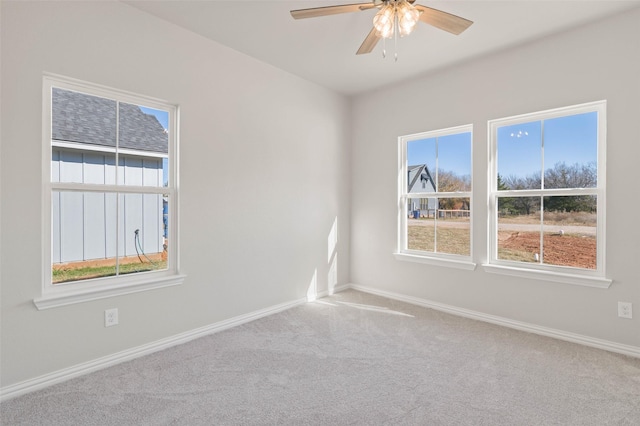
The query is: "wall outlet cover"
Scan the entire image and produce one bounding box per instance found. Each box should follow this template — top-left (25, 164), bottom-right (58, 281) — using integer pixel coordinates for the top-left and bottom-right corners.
top-left (105, 308), bottom-right (119, 327)
top-left (617, 302), bottom-right (632, 319)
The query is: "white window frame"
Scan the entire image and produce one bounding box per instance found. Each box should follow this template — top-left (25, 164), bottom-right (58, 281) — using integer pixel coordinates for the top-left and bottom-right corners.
top-left (395, 124), bottom-right (475, 270)
top-left (35, 74), bottom-right (185, 310)
top-left (484, 101), bottom-right (610, 288)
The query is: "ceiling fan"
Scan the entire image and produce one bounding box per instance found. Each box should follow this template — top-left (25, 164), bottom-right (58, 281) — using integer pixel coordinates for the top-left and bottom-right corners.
top-left (290, 0), bottom-right (473, 56)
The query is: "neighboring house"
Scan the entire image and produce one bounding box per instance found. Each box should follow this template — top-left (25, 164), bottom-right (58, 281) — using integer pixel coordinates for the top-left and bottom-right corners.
top-left (407, 164), bottom-right (436, 217)
top-left (51, 88), bottom-right (168, 264)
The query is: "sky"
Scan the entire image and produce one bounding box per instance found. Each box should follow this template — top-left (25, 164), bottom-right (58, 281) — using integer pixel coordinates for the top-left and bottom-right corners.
top-left (497, 111), bottom-right (597, 179)
top-left (407, 111), bottom-right (597, 180)
top-left (140, 106), bottom-right (169, 130)
top-left (407, 132), bottom-right (471, 177)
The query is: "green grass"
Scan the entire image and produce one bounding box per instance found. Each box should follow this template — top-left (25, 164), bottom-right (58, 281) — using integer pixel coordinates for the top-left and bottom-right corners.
top-left (53, 261), bottom-right (167, 284)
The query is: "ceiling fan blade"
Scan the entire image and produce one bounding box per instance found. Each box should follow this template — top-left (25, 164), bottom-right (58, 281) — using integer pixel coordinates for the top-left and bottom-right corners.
top-left (414, 5), bottom-right (473, 35)
top-left (358, 4), bottom-right (378, 11)
top-left (356, 27), bottom-right (381, 55)
top-left (291, 2), bottom-right (376, 19)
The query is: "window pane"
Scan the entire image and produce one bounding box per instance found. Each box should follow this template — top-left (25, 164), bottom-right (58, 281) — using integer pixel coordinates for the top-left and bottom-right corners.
top-left (139, 106), bottom-right (170, 188)
top-left (543, 112), bottom-right (597, 189)
top-left (52, 191), bottom-right (167, 283)
top-left (52, 191), bottom-right (117, 283)
top-left (436, 197), bottom-right (470, 255)
top-left (543, 196), bottom-right (597, 269)
top-left (119, 103), bottom-right (168, 187)
top-left (438, 132), bottom-right (471, 192)
top-left (407, 138), bottom-right (436, 194)
top-left (52, 88), bottom-right (117, 149)
top-left (407, 197), bottom-right (435, 252)
top-left (497, 196), bottom-right (541, 263)
top-left (497, 121), bottom-right (542, 190)
top-left (117, 193), bottom-right (167, 275)
top-left (52, 88), bottom-right (118, 185)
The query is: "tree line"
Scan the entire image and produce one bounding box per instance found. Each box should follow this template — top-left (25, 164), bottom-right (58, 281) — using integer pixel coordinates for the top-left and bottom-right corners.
top-left (498, 162), bottom-right (597, 215)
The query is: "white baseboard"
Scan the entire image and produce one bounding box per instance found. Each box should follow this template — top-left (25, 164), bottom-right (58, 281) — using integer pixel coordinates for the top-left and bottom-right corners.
top-left (0, 296), bottom-right (307, 402)
top-left (306, 283), bottom-right (350, 302)
top-left (348, 283), bottom-right (640, 359)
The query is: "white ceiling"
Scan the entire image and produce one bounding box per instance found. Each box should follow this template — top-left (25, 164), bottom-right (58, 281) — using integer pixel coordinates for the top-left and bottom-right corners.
top-left (124, 0), bottom-right (640, 96)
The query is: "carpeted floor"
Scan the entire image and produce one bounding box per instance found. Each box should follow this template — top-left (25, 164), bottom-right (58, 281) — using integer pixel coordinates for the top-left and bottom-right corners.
top-left (2, 290), bottom-right (640, 425)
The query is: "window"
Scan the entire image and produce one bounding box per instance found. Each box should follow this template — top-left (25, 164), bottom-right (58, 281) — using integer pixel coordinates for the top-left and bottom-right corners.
top-left (36, 75), bottom-right (183, 309)
top-left (396, 125), bottom-right (474, 269)
top-left (486, 101), bottom-right (609, 287)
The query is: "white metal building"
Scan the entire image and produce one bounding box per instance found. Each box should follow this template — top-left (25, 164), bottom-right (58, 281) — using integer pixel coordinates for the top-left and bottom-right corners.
top-left (51, 88), bottom-right (167, 264)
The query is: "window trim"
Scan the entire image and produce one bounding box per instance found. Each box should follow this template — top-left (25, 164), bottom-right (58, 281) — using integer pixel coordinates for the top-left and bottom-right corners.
top-left (396, 124), bottom-right (475, 270)
top-left (484, 100), bottom-right (610, 288)
top-left (36, 73), bottom-right (184, 310)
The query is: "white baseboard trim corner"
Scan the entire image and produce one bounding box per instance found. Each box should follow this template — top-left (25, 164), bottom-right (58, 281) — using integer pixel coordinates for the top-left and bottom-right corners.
top-left (330, 283), bottom-right (351, 294)
top-left (0, 296), bottom-right (307, 402)
top-left (347, 283), bottom-right (640, 359)
top-left (306, 283), bottom-right (350, 301)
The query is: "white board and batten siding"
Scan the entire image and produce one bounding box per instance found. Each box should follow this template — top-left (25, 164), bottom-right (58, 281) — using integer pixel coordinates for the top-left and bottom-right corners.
top-left (52, 149), bottom-right (164, 264)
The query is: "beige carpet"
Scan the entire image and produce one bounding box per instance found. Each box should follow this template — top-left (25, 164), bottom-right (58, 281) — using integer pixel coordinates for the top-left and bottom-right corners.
top-left (2, 290), bottom-right (640, 425)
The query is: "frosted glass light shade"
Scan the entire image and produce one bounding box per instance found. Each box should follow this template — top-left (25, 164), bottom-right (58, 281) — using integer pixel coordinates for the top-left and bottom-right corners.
top-left (397, 1), bottom-right (420, 36)
top-left (373, 1), bottom-right (420, 39)
top-left (373, 4), bottom-right (394, 38)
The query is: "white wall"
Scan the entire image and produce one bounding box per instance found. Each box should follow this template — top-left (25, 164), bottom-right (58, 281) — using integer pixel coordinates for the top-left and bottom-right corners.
top-left (351, 8), bottom-right (640, 348)
top-left (0, 1), bottom-right (350, 387)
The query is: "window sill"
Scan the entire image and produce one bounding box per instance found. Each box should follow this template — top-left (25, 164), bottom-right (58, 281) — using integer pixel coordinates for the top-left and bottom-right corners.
top-left (394, 252), bottom-right (476, 270)
top-left (482, 264), bottom-right (611, 288)
top-left (33, 273), bottom-right (186, 310)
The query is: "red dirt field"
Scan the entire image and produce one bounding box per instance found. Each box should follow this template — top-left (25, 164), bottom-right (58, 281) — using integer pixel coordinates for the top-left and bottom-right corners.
top-left (499, 231), bottom-right (596, 269)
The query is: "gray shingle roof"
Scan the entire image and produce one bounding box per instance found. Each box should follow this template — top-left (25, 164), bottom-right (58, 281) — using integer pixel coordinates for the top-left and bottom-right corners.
top-left (52, 88), bottom-right (168, 154)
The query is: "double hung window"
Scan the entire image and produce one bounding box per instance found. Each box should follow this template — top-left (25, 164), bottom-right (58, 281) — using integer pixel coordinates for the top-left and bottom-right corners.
top-left (37, 75), bottom-right (183, 309)
top-left (397, 125), bottom-right (473, 268)
top-left (486, 101), bottom-right (608, 287)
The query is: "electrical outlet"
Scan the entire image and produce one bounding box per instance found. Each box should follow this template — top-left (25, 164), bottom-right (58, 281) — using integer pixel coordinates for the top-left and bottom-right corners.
top-left (618, 302), bottom-right (632, 319)
top-left (105, 308), bottom-right (119, 327)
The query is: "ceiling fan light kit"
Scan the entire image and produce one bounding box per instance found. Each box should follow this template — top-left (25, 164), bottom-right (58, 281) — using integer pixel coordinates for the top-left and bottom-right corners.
top-left (290, 0), bottom-right (473, 59)
top-left (374, 0), bottom-right (420, 38)
top-left (373, 0), bottom-right (420, 60)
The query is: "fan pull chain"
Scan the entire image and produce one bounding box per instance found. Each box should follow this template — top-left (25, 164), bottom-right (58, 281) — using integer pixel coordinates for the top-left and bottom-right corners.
top-left (394, 6), bottom-right (398, 62)
top-left (382, 37), bottom-right (386, 59)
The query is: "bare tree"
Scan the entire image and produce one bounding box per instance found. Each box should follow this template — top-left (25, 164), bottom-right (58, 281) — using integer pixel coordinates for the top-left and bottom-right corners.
top-left (501, 173), bottom-right (541, 215)
top-left (544, 162), bottom-right (597, 212)
top-left (503, 173), bottom-right (541, 191)
top-left (544, 161), bottom-right (596, 189)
